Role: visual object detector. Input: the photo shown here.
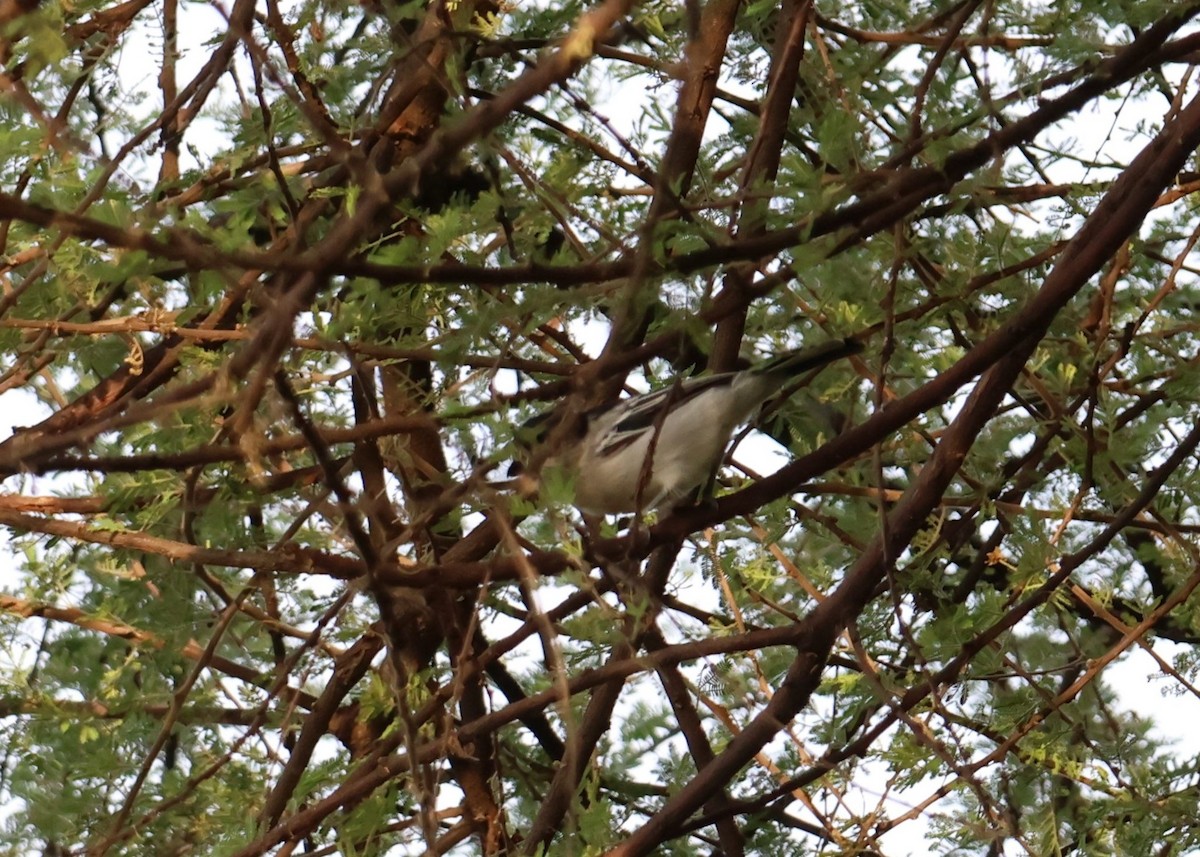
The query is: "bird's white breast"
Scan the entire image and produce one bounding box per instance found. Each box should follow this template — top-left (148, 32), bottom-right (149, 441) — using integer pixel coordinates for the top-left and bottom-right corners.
top-left (571, 385), bottom-right (746, 514)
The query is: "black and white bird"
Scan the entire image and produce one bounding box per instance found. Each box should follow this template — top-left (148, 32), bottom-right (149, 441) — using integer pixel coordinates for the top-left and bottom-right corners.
top-left (519, 338), bottom-right (862, 514)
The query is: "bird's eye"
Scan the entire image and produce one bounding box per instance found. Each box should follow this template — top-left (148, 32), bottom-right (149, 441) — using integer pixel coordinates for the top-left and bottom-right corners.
top-left (514, 410), bottom-right (557, 448)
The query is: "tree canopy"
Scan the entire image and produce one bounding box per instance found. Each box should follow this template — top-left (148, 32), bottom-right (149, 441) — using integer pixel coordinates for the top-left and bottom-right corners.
top-left (3, 0), bottom-right (1200, 854)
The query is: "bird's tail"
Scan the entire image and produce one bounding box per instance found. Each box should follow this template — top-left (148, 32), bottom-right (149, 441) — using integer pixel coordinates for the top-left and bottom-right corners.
top-left (752, 337), bottom-right (863, 379)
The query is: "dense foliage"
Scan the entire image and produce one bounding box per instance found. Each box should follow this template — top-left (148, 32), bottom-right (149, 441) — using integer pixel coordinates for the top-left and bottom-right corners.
top-left (2, 0), bottom-right (1200, 854)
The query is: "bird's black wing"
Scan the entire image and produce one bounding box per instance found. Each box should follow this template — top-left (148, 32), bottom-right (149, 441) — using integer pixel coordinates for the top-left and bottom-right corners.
top-left (604, 375), bottom-right (734, 437)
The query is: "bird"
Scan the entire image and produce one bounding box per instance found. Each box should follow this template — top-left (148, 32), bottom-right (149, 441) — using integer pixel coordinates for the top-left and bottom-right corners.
top-left (517, 337), bottom-right (862, 515)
